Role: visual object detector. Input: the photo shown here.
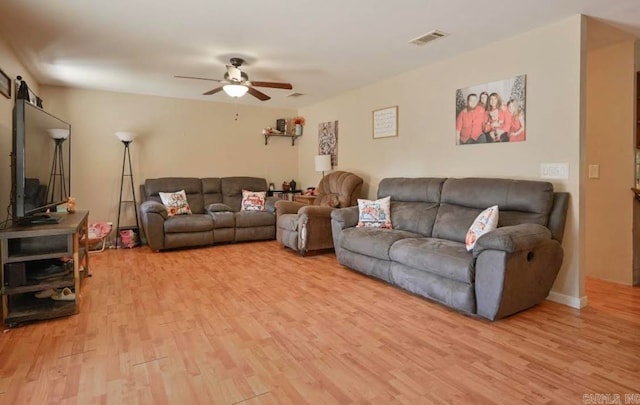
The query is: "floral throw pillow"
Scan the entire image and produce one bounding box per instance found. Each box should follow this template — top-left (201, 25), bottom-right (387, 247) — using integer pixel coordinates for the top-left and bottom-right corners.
top-left (241, 190), bottom-right (266, 211)
top-left (159, 190), bottom-right (192, 217)
top-left (357, 196), bottom-right (392, 229)
top-left (465, 205), bottom-right (499, 251)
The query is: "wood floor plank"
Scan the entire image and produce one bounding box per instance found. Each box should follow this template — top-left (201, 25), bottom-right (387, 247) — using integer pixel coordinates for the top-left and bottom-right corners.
top-left (1, 240), bottom-right (639, 404)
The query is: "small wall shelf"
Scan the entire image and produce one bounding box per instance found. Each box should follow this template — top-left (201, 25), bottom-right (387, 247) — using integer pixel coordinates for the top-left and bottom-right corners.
top-left (264, 134), bottom-right (301, 146)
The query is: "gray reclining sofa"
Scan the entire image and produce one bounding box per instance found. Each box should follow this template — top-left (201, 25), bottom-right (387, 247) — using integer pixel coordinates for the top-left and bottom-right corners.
top-left (140, 177), bottom-right (277, 251)
top-left (331, 177), bottom-right (569, 320)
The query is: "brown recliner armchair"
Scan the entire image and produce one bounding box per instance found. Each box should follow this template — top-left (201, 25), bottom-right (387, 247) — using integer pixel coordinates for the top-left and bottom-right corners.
top-left (276, 171), bottom-right (363, 255)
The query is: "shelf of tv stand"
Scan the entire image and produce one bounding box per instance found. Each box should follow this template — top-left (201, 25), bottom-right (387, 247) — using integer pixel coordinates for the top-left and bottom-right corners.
top-left (0, 211), bottom-right (90, 326)
top-left (264, 133), bottom-right (301, 146)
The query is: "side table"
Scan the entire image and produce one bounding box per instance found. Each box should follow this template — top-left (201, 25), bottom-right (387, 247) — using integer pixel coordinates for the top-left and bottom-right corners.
top-left (294, 195), bottom-right (317, 205)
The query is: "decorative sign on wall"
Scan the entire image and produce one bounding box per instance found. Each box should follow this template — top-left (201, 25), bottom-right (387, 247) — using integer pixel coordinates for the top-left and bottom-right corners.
top-left (372, 105), bottom-right (398, 139)
top-left (318, 121), bottom-right (338, 167)
top-left (455, 74), bottom-right (526, 145)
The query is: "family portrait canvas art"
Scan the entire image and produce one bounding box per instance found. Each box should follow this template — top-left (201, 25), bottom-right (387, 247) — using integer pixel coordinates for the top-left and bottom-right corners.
top-left (455, 75), bottom-right (526, 145)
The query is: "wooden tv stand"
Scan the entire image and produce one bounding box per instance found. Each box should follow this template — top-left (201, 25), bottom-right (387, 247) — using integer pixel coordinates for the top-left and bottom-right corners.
top-left (0, 211), bottom-right (90, 327)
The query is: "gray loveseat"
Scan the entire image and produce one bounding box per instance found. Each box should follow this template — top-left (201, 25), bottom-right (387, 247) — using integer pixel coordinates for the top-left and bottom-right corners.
top-left (331, 177), bottom-right (569, 320)
top-left (140, 177), bottom-right (277, 251)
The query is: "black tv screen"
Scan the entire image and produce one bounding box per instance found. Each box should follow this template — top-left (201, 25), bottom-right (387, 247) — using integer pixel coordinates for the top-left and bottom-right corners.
top-left (13, 99), bottom-right (71, 218)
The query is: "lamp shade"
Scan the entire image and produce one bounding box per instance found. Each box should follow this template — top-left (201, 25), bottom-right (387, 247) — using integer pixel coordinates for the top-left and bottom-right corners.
top-left (115, 131), bottom-right (137, 142)
top-left (315, 155), bottom-right (332, 172)
top-left (223, 84), bottom-right (249, 98)
top-left (48, 128), bottom-right (69, 140)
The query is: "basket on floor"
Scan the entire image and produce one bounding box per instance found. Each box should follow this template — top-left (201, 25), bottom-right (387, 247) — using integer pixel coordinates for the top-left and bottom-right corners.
top-left (85, 222), bottom-right (113, 253)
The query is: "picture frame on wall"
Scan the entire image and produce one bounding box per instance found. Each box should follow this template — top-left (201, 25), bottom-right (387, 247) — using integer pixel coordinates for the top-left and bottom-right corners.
top-left (372, 105), bottom-right (398, 139)
top-left (455, 74), bottom-right (526, 145)
top-left (0, 69), bottom-right (11, 99)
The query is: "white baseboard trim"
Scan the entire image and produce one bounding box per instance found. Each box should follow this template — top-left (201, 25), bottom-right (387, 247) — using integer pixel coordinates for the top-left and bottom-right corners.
top-left (546, 291), bottom-right (588, 309)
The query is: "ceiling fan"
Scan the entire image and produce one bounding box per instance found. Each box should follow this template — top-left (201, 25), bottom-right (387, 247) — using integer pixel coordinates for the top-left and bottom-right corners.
top-left (175, 57), bottom-right (293, 101)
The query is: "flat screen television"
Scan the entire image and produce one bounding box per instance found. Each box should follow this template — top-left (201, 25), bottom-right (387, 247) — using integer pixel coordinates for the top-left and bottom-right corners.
top-left (12, 99), bottom-right (71, 223)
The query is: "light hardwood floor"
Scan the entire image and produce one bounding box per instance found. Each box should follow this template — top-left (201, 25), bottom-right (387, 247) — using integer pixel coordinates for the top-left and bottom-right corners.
top-left (1, 241), bottom-right (639, 404)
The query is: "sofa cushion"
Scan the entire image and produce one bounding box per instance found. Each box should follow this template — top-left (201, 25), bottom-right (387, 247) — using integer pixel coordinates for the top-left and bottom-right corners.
top-left (202, 178), bottom-right (223, 207)
top-left (433, 178), bottom-right (554, 243)
top-left (340, 227), bottom-right (422, 261)
top-left (159, 190), bottom-right (192, 216)
top-left (164, 214), bottom-right (213, 233)
top-left (317, 193), bottom-right (340, 208)
top-left (144, 177), bottom-right (205, 214)
top-left (390, 201), bottom-right (440, 236)
top-left (241, 190), bottom-right (266, 211)
top-left (210, 211), bottom-right (234, 229)
top-left (376, 178), bottom-right (445, 236)
top-left (466, 205), bottom-right (499, 251)
top-left (221, 177), bottom-right (268, 212)
top-left (277, 213), bottom-right (298, 232)
top-left (389, 238), bottom-right (474, 284)
top-left (235, 211), bottom-right (275, 228)
top-left (357, 196), bottom-right (392, 229)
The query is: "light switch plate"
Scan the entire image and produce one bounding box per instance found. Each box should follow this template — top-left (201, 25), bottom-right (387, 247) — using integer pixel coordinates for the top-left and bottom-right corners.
top-left (540, 163), bottom-right (569, 180)
top-left (588, 164), bottom-right (600, 179)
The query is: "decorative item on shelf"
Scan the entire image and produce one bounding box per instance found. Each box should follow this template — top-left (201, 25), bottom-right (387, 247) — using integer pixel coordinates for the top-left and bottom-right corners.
top-left (276, 119), bottom-right (286, 133)
top-left (305, 187), bottom-right (316, 196)
top-left (15, 75), bottom-right (43, 107)
top-left (282, 181), bottom-right (290, 192)
top-left (114, 131), bottom-right (141, 249)
top-left (16, 76), bottom-right (30, 101)
top-left (292, 116), bottom-right (305, 136)
top-left (262, 127), bottom-right (283, 135)
top-left (315, 154), bottom-right (332, 178)
top-left (66, 197), bottom-right (76, 213)
top-left (268, 182), bottom-right (275, 191)
top-left (290, 179), bottom-right (297, 191)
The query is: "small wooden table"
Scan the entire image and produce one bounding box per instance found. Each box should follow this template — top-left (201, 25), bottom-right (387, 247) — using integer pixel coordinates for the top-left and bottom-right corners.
top-left (294, 195), bottom-right (317, 205)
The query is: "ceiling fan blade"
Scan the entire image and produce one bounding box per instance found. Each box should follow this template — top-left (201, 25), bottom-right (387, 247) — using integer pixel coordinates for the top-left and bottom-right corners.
top-left (247, 86), bottom-right (271, 101)
top-left (203, 86), bottom-right (224, 96)
top-left (175, 75), bottom-right (224, 83)
top-left (248, 81), bottom-right (293, 90)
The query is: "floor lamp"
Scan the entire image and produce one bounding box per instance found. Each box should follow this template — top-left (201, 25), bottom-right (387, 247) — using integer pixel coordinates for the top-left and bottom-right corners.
top-left (315, 155), bottom-right (332, 178)
top-left (115, 131), bottom-right (140, 248)
top-left (47, 129), bottom-right (69, 204)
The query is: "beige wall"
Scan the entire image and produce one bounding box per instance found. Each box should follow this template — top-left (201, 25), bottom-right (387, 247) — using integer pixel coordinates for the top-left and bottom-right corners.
top-left (585, 21), bottom-right (636, 285)
top-left (40, 86), bottom-right (296, 224)
top-left (297, 15), bottom-right (585, 303)
top-left (0, 35), bottom-right (40, 218)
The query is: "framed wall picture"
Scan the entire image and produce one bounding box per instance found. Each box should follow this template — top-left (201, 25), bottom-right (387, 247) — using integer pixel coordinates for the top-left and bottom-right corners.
top-left (455, 74), bottom-right (526, 145)
top-left (0, 69), bottom-right (11, 99)
top-left (318, 120), bottom-right (338, 166)
top-left (372, 106), bottom-right (398, 139)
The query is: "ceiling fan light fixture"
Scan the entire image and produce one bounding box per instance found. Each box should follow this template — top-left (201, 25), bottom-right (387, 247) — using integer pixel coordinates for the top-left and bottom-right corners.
top-left (223, 84), bottom-right (249, 98)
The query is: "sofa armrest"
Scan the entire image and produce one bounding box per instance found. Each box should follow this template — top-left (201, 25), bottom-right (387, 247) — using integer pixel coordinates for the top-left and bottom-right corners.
top-left (207, 203), bottom-right (233, 213)
top-left (473, 223), bottom-right (552, 258)
top-left (265, 197), bottom-right (279, 213)
top-left (473, 223), bottom-right (563, 320)
top-left (296, 206), bottom-right (336, 254)
top-left (330, 206), bottom-right (359, 258)
top-left (330, 206), bottom-right (359, 230)
top-left (275, 200), bottom-right (305, 216)
top-left (140, 200), bottom-right (168, 219)
top-left (298, 205), bottom-right (335, 218)
top-left (139, 201), bottom-right (168, 251)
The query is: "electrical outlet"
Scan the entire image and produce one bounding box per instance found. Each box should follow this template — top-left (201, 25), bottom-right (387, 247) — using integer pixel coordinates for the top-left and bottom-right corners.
top-left (540, 163), bottom-right (569, 180)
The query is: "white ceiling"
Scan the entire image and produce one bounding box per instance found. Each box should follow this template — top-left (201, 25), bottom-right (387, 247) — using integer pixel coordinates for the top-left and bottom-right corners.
top-left (1, 0), bottom-right (639, 109)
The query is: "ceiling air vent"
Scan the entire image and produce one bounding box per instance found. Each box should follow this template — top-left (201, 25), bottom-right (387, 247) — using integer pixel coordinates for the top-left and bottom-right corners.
top-left (287, 92), bottom-right (305, 98)
top-left (409, 30), bottom-right (448, 46)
